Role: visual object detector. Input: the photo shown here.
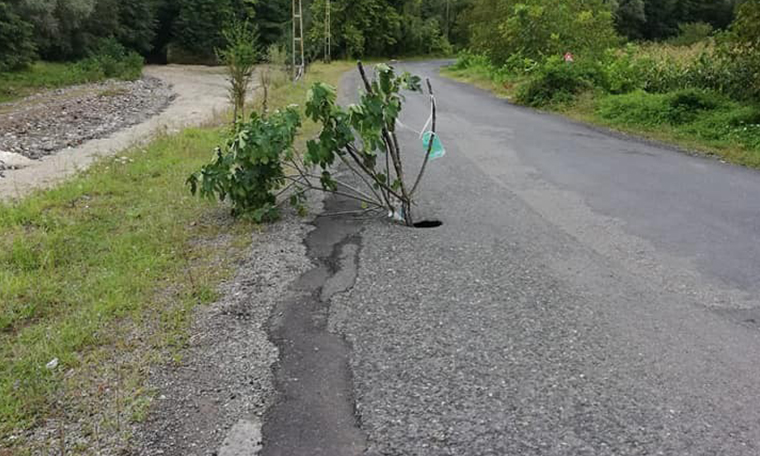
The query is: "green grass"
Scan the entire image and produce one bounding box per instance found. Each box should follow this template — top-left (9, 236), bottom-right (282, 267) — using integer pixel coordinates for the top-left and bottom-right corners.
top-left (0, 52), bottom-right (143, 104)
top-left (0, 62), bottom-right (102, 103)
top-left (442, 65), bottom-right (518, 99)
top-left (442, 65), bottom-right (760, 169)
top-left (0, 60), bottom-right (355, 450)
top-left (0, 128), bottom-right (242, 440)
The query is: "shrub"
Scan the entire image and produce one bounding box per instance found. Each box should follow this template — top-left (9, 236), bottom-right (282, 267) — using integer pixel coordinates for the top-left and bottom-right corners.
top-left (515, 56), bottom-right (601, 107)
top-left (597, 91), bottom-right (671, 127)
top-left (468, 0), bottom-right (620, 66)
top-left (449, 51), bottom-right (491, 71)
top-left (669, 22), bottom-right (714, 47)
top-left (216, 20), bottom-right (259, 121)
top-left (75, 38), bottom-right (144, 81)
top-left (596, 89), bottom-right (729, 127)
top-left (721, 1), bottom-right (760, 101)
top-left (188, 106), bottom-right (301, 222)
top-left (664, 89), bottom-right (724, 124)
top-left (599, 45), bottom-right (647, 94)
top-left (300, 63), bottom-right (433, 226)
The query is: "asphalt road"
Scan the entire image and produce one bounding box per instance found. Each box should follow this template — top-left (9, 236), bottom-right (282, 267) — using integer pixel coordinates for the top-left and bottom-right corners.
top-left (323, 61), bottom-right (760, 455)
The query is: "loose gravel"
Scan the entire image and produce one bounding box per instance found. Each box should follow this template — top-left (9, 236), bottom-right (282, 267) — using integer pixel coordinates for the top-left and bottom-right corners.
top-left (0, 77), bottom-right (173, 160)
top-left (129, 207), bottom-right (318, 456)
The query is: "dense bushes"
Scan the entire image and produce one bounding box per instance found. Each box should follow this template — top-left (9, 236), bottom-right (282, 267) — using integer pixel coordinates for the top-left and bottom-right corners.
top-left (597, 89), bottom-right (760, 156)
top-left (465, 0), bottom-right (619, 65)
top-left (454, 33), bottom-right (759, 109)
top-left (597, 89), bottom-right (725, 127)
top-left (75, 38), bottom-right (144, 81)
top-left (722, 0), bottom-right (760, 101)
top-left (172, 0), bottom-right (242, 63)
top-left (306, 0), bottom-right (456, 59)
top-left (448, 0), bottom-right (760, 166)
top-left (515, 57), bottom-right (600, 106)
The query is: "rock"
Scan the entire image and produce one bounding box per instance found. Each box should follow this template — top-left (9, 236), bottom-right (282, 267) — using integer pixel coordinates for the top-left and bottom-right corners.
top-left (0, 77), bottom-right (173, 161)
top-left (0, 150), bottom-right (34, 169)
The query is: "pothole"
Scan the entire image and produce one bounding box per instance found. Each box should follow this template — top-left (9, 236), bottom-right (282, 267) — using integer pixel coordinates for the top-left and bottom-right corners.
top-left (413, 220), bottom-right (443, 229)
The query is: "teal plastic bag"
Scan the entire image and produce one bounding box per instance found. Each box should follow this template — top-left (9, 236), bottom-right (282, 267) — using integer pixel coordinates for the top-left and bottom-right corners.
top-left (421, 132), bottom-right (445, 160)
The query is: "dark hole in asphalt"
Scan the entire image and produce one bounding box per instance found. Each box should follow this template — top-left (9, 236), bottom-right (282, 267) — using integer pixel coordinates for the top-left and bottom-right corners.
top-left (413, 220), bottom-right (443, 229)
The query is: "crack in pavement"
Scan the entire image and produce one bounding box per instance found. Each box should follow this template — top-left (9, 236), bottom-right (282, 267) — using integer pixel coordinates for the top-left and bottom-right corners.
top-left (261, 196), bottom-right (370, 456)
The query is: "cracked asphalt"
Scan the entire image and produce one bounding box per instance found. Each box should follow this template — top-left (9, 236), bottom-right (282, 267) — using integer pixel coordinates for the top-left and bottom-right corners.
top-left (319, 61), bottom-right (760, 455)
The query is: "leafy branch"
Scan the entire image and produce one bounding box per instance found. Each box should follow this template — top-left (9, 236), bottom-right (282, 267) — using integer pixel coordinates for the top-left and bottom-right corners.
top-left (300, 61), bottom-right (437, 225)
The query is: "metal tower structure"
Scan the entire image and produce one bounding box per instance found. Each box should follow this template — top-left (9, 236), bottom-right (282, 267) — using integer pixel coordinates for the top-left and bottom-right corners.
top-left (324, 0), bottom-right (332, 63)
top-left (292, 0), bottom-right (305, 81)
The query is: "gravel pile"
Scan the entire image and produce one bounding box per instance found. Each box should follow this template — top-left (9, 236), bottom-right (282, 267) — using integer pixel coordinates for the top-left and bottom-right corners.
top-left (0, 77), bottom-right (174, 159)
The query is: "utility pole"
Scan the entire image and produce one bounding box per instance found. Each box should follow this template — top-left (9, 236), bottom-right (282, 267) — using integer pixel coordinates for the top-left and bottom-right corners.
top-left (292, 0), bottom-right (305, 81)
top-left (445, 0), bottom-right (451, 41)
top-left (324, 0), bottom-right (332, 63)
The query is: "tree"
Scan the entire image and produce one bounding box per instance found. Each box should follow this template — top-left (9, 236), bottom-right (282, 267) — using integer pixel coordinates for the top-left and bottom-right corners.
top-left (116, 0), bottom-right (157, 55)
top-left (634, 0), bottom-right (738, 41)
top-left (172, 0), bottom-right (256, 62)
top-left (463, 0), bottom-right (620, 65)
top-left (615, 0), bottom-right (646, 39)
top-left (394, 0), bottom-right (452, 56)
top-left (254, 0), bottom-right (289, 47)
top-left (730, 0), bottom-right (760, 46)
top-left (726, 0), bottom-right (760, 99)
top-left (148, 0), bottom-right (179, 63)
top-left (217, 19), bottom-right (259, 120)
top-left (309, 0), bottom-right (401, 58)
top-left (673, 0), bottom-right (737, 31)
top-left (173, 0), bottom-right (231, 61)
top-left (17, 0), bottom-right (97, 60)
top-left (0, 1), bottom-right (35, 71)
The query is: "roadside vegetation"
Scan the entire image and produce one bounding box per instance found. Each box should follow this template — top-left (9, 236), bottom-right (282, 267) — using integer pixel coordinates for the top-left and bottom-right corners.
top-left (0, 0), bottom-right (460, 102)
top-left (1, 0), bottom-right (462, 105)
top-left (190, 61), bottom-right (437, 226)
top-left (444, 0), bottom-right (760, 168)
top-left (0, 60), bottom-right (353, 451)
top-left (0, 39), bottom-right (144, 103)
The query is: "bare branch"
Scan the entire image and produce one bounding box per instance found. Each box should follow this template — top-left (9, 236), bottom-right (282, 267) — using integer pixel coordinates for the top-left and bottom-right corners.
top-left (283, 175), bottom-right (385, 208)
top-left (317, 207), bottom-right (382, 218)
top-left (335, 151), bottom-right (389, 207)
top-left (411, 78), bottom-right (436, 197)
top-left (343, 144), bottom-right (404, 202)
top-left (357, 61), bottom-right (374, 93)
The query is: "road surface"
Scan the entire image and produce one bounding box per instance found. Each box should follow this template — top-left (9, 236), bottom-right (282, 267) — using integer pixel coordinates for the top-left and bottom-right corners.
top-left (262, 61), bottom-right (760, 455)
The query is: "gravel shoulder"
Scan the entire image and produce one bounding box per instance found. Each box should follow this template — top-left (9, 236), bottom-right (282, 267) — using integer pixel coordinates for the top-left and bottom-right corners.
top-left (0, 65), bottom-right (233, 201)
top-left (130, 206), bottom-right (318, 456)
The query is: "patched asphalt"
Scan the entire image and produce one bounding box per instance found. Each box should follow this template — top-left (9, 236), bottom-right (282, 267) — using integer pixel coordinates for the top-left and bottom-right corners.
top-left (322, 61), bottom-right (760, 455)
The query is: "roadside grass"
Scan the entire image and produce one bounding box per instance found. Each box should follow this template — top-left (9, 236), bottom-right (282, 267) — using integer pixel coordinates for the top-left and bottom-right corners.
top-left (442, 65), bottom-right (517, 99)
top-left (1, 62), bottom-right (102, 103)
top-left (0, 60), bottom-right (354, 451)
top-left (442, 66), bottom-right (760, 169)
top-left (0, 54), bottom-right (142, 104)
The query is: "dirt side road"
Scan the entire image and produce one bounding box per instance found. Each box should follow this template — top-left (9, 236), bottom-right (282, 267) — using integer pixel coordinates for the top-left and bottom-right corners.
top-left (0, 65), bottom-right (231, 201)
